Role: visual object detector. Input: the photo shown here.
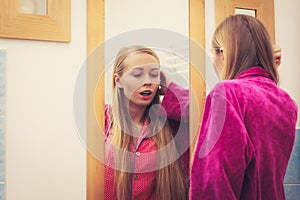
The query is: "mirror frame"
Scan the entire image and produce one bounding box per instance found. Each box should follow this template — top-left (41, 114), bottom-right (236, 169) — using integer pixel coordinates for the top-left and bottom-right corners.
top-left (86, 0), bottom-right (205, 199)
top-left (0, 0), bottom-right (70, 42)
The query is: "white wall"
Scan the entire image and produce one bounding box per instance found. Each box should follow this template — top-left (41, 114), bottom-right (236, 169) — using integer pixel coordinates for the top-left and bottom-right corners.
top-left (274, 0), bottom-right (300, 128)
top-left (0, 1), bottom-right (87, 199)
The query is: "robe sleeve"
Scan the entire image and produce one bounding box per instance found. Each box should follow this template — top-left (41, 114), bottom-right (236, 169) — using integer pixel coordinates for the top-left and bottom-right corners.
top-left (160, 82), bottom-right (189, 122)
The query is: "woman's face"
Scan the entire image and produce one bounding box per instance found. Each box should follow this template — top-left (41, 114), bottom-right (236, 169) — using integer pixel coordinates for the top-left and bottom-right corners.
top-left (115, 53), bottom-right (160, 107)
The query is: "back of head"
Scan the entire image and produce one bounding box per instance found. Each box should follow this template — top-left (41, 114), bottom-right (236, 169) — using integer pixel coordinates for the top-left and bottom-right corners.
top-left (212, 14), bottom-right (278, 84)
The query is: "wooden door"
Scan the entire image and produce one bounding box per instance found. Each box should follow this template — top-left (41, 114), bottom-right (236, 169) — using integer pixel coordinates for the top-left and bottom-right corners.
top-left (215, 0), bottom-right (275, 43)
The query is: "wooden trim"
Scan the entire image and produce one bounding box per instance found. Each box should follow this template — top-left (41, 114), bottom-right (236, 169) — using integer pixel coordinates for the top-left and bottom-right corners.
top-left (189, 0), bottom-right (206, 164)
top-left (87, 0), bottom-right (207, 198)
top-left (87, 0), bottom-right (105, 199)
top-left (0, 0), bottom-right (70, 42)
top-left (215, 0), bottom-right (275, 43)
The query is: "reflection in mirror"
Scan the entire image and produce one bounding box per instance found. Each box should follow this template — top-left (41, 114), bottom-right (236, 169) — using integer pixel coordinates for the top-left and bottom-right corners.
top-left (19, 0), bottom-right (47, 15)
top-left (105, 47), bottom-right (189, 104)
top-left (235, 8), bottom-right (256, 17)
top-left (103, 45), bottom-right (190, 199)
top-left (104, 0), bottom-right (189, 103)
top-left (102, 1), bottom-right (190, 199)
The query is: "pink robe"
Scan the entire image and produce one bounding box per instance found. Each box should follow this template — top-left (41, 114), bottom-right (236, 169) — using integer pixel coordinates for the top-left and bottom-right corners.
top-left (190, 67), bottom-right (298, 200)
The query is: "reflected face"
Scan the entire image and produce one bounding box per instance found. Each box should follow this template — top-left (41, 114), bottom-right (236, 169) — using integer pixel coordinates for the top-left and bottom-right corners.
top-left (116, 53), bottom-right (160, 107)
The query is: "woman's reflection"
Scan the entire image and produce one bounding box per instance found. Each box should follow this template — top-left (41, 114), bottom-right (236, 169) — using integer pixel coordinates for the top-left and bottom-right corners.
top-left (104, 45), bottom-right (189, 200)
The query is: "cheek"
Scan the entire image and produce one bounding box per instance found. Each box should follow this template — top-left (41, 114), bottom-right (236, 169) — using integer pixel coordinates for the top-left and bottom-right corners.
top-left (122, 81), bottom-right (140, 99)
top-left (213, 56), bottom-right (223, 74)
top-left (153, 84), bottom-right (159, 92)
top-left (153, 77), bottom-right (161, 85)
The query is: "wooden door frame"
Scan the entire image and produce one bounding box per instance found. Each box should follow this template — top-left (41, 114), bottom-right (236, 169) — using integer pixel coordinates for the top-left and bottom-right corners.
top-left (86, 0), bottom-right (205, 199)
top-left (86, 0), bottom-right (105, 199)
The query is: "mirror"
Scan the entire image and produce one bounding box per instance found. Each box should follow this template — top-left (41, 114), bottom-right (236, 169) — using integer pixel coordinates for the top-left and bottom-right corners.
top-left (0, 0), bottom-right (70, 42)
top-left (104, 0), bottom-right (190, 103)
top-left (104, 43), bottom-right (190, 104)
top-left (103, 0), bottom-right (190, 199)
top-left (86, 0), bottom-right (205, 199)
top-left (19, 0), bottom-right (47, 15)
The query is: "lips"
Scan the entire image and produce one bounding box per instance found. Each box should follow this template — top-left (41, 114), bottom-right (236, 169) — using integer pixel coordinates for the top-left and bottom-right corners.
top-left (140, 90), bottom-right (152, 96)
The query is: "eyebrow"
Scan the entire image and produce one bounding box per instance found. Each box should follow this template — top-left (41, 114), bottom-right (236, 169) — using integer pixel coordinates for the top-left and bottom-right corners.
top-left (130, 66), bottom-right (160, 71)
top-left (131, 67), bottom-right (144, 71)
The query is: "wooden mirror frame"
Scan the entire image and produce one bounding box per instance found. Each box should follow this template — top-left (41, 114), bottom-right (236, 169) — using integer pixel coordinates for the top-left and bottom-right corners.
top-left (0, 0), bottom-right (70, 42)
top-left (86, 0), bottom-right (205, 199)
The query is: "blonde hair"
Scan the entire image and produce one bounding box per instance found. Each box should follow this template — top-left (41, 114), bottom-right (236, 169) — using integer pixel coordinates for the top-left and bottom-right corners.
top-left (212, 14), bottom-right (279, 84)
top-left (110, 45), bottom-right (188, 199)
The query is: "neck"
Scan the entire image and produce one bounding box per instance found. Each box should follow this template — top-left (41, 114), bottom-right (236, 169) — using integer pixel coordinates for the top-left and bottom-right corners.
top-left (129, 103), bottom-right (147, 126)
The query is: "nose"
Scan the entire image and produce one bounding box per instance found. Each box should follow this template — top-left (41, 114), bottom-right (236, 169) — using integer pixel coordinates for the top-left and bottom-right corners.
top-left (142, 75), bottom-right (152, 86)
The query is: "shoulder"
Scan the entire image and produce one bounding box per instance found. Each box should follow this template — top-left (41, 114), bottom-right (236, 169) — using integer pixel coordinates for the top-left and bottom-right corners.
top-left (208, 80), bottom-right (249, 115)
top-left (166, 81), bottom-right (189, 94)
top-left (209, 80), bottom-right (244, 99)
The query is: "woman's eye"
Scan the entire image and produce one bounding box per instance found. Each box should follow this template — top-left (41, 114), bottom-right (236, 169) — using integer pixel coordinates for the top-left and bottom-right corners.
top-left (150, 73), bottom-right (158, 78)
top-left (133, 74), bottom-right (142, 78)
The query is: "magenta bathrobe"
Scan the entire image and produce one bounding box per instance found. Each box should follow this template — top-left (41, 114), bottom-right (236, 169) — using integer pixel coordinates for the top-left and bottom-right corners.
top-left (190, 67), bottom-right (298, 200)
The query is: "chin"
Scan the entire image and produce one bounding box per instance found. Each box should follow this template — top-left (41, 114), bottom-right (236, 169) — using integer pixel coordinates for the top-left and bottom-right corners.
top-left (129, 99), bottom-right (151, 108)
top-left (139, 100), bottom-right (153, 107)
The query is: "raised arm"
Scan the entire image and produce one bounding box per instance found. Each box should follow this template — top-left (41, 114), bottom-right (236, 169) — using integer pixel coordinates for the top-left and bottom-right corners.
top-left (160, 81), bottom-right (189, 122)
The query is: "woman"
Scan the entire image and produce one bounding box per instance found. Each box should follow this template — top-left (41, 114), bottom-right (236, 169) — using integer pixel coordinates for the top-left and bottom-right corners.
top-left (104, 46), bottom-right (189, 200)
top-left (190, 15), bottom-right (298, 199)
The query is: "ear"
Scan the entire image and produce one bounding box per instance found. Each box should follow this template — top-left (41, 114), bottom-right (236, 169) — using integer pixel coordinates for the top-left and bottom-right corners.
top-left (114, 73), bottom-right (123, 88)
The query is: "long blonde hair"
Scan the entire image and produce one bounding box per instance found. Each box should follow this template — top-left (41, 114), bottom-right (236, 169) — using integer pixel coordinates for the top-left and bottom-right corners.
top-left (212, 14), bottom-right (279, 84)
top-left (110, 45), bottom-right (188, 200)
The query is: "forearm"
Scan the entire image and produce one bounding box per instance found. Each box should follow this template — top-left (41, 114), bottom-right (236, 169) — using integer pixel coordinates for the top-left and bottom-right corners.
top-left (160, 82), bottom-right (189, 122)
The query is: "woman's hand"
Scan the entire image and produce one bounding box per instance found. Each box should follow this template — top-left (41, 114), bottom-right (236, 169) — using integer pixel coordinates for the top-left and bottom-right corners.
top-left (273, 44), bottom-right (282, 68)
